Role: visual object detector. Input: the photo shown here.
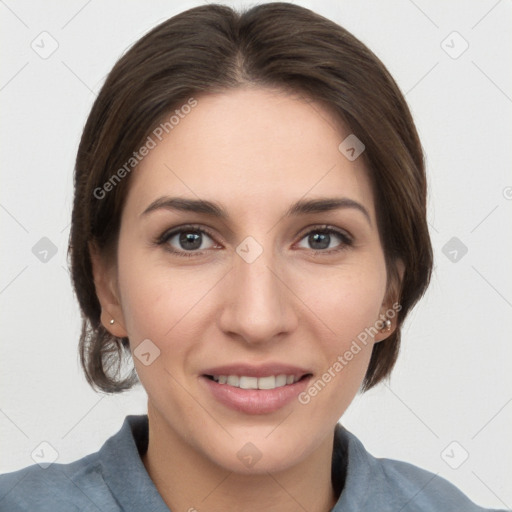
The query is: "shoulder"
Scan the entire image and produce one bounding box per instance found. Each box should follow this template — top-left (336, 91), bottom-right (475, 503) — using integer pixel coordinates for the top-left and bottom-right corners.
top-left (334, 425), bottom-right (506, 512)
top-left (0, 415), bottom-right (159, 512)
top-left (375, 457), bottom-right (501, 511)
top-left (0, 451), bottom-right (119, 512)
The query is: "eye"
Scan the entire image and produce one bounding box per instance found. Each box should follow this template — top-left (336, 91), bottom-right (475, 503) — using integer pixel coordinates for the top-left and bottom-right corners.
top-left (296, 226), bottom-right (353, 253)
top-left (156, 225), bottom-right (218, 257)
top-left (155, 224), bottom-right (353, 257)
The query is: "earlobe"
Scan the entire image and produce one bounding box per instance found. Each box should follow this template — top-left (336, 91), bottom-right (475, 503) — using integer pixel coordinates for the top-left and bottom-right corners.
top-left (99, 307), bottom-right (128, 338)
top-left (373, 314), bottom-right (396, 343)
top-left (374, 258), bottom-right (405, 343)
top-left (88, 241), bottom-right (128, 338)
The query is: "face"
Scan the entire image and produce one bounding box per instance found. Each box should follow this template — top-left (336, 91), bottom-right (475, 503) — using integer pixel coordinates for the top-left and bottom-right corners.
top-left (93, 87), bottom-right (398, 474)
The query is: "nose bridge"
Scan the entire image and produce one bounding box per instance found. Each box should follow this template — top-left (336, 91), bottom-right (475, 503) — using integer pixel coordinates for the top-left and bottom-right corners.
top-left (219, 236), bottom-right (296, 343)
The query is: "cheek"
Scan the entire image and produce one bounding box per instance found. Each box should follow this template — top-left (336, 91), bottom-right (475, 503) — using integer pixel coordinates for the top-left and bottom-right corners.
top-left (115, 249), bottom-right (210, 407)
top-left (292, 258), bottom-right (386, 395)
top-left (116, 242), bottom-right (223, 357)
top-left (293, 258), bottom-right (387, 341)
top-left (293, 271), bottom-right (384, 421)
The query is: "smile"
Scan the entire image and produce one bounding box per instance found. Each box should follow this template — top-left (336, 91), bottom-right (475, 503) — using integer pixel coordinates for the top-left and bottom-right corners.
top-left (201, 366), bottom-right (313, 414)
top-left (206, 374), bottom-right (307, 390)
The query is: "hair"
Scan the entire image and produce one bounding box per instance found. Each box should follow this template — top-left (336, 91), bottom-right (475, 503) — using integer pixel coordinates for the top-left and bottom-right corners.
top-left (68, 2), bottom-right (433, 393)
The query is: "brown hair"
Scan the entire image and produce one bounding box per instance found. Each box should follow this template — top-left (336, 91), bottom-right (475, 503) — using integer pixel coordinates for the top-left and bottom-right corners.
top-left (68, 2), bottom-right (433, 393)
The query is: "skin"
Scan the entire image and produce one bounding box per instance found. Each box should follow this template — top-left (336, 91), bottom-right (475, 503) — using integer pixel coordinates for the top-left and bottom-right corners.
top-left (90, 87), bottom-right (402, 512)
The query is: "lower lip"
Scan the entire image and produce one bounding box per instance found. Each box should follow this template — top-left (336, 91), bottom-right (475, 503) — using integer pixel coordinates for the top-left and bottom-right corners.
top-left (200, 375), bottom-right (312, 415)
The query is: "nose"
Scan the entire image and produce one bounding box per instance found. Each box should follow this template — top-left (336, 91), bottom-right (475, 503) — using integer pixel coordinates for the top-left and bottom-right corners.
top-left (217, 244), bottom-right (298, 345)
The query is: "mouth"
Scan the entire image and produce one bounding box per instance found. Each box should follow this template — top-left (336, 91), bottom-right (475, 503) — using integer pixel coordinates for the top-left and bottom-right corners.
top-left (199, 364), bottom-right (313, 414)
top-left (203, 373), bottom-right (311, 390)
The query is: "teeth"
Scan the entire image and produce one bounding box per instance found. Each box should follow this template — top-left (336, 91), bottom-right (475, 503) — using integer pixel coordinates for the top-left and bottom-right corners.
top-left (239, 376), bottom-right (258, 389)
top-left (227, 375), bottom-right (239, 387)
top-left (211, 374), bottom-right (301, 390)
top-left (257, 376), bottom-right (276, 389)
top-left (275, 374), bottom-right (287, 387)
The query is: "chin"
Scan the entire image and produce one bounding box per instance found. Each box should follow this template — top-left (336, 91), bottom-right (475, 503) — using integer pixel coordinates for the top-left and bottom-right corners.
top-left (222, 447), bottom-right (303, 475)
top-left (204, 428), bottom-right (314, 475)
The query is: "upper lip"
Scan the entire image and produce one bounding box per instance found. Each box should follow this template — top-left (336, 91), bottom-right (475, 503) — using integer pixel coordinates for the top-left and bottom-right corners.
top-left (202, 363), bottom-right (312, 379)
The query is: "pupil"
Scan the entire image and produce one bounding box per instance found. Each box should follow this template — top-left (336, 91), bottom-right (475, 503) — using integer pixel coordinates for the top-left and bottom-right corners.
top-left (179, 232), bottom-right (202, 250)
top-left (310, 232), bottom-right (329, 250)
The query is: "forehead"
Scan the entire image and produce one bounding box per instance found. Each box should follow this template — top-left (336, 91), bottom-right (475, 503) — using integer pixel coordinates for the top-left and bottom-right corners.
top-left (124, 87), bottom-right (375, 223)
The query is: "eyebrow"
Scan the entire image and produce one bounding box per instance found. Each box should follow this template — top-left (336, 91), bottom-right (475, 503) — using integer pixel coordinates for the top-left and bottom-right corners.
top-left (140, 196), bottom-right (372, 225)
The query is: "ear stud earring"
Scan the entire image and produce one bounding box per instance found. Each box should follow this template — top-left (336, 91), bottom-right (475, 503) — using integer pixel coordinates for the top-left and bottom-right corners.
top-left (109, 319), bottom-right (115, 325)
top-left (381, 318), bottom-right (391, 332)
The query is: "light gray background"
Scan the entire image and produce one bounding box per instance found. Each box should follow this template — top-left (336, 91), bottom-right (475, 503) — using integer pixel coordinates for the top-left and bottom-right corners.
top-left (1, 0), bottom-right (511, 509)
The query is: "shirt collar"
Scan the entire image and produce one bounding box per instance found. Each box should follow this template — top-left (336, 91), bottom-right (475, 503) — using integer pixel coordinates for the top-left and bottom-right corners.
top-left (99, 414), bottom-right (365, 511)
top-left (99, 415), bottom-right (170, 511)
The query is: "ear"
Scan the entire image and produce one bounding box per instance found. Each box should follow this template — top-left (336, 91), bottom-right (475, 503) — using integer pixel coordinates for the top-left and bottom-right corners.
top-left (88, 240), bottom-right (128, 338)
top-left (374, 258), bottom-right (405, 343)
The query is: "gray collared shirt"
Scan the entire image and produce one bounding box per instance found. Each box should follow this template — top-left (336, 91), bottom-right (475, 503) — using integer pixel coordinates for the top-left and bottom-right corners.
top-left (0, 414), bottom-right (506, 511)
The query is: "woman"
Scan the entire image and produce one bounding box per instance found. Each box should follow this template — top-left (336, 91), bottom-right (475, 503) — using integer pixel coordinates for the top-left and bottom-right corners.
top-left (0, 3), bottom-right (506, 511)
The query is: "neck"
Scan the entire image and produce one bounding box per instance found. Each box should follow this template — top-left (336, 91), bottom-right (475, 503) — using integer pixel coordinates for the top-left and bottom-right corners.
top-left (141, 405), bottom-right (338, 512)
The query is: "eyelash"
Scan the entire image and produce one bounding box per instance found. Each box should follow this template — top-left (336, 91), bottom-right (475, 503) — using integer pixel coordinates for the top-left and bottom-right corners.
top-left (154, 224), bottom-right (354, 258)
